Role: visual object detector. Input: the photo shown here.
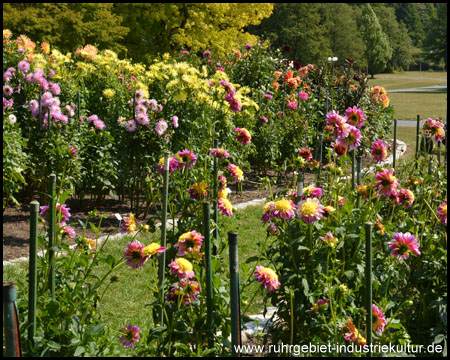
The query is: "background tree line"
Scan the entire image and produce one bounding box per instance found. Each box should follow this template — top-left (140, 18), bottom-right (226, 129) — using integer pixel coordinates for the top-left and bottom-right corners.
top-left (3, 3), bottom-right (447, 76)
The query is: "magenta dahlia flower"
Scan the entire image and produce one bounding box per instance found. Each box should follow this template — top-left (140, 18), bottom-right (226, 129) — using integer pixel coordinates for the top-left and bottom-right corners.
top-left (388, 232), bottom-right (421, 259)
top-left (234, 128), bottom-right (251, 145)
top-left (123, 240), bottom-right (148, 269)
top-left (174, 231), bottom-right (204, 258)
top-left (345, 106), bottom-right (366, 128)
top-left (374, 169), bottom-right (400, 198)
top-left (176, 149), bottom-right (197, 170)
top-left (371, 140), bottom-right (388, 163)
top-left (119, 324), bottom-right (140, 348)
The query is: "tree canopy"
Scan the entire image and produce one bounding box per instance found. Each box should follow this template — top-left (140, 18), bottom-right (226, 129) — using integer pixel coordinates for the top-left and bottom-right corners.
top-left (3, 3), bottom-right (446, 71)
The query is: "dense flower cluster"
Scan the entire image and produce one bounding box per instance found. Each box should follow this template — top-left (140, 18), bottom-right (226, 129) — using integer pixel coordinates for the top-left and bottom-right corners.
top-left (422, 118), bottom-right (446, 142)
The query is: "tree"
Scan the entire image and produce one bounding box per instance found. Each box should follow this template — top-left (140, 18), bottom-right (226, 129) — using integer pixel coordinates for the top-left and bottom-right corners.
top-left (372, 4), bottom-right (413, 72)
top-left (112, 3), bottom-right (273, 63)
top-left (2, 3), bottom-right (129, 54)
top-left (389, 3), bottom-right (425, 46)
top-left (248, 3), bottom-right (331, 65)
top-left (422, 3), bottom-right (447, 67)
top-left (358, 4), bottom-right (393, 78)
top-left (322, 3), bottom-right (366, 68)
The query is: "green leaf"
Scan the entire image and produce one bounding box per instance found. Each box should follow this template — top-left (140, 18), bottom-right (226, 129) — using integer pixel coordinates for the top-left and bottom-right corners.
top-left (87, 324), bottom-right (105, 335)
top-left (302, 278), bottom-right (309, 296)
top-left (46, 340), bottom-right (61, 350)
top-left (105, 254), bottom-right (115, 268)
top-left (74, 346), bottom-right (85, 356)
top-left (89, 222), bottom-right (99, 234)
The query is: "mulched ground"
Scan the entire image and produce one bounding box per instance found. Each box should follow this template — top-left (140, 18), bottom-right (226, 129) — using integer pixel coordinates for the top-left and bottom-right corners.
top-left (3, 172), bottom-right (317, 262)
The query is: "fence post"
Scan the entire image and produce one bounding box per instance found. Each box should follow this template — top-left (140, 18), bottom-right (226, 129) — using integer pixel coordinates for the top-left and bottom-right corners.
top-left (3, 282), bottom-right (21, 357)
top-left (393, 118), bottom-right (397, 170)
top-left (158, 152), bottom-right (170, 325)
top-left (365, 222), bottom-right (373, 357)
top-left (28, 201), bottom-right (39, 344)
top-left (213, 139), bottom-right (219, 255)
top-left (48, 174), bottom-right (56, 299)
top-left (229, 231), bottom-right (242, 357)
top-left (203, 202), bottom-right (214, 348)
top-left (415, 115), bottom-right (420, 170)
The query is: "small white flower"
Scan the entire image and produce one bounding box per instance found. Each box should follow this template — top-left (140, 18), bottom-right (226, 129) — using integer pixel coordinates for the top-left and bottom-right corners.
top-left (8, 114), bottom-right (17, 124)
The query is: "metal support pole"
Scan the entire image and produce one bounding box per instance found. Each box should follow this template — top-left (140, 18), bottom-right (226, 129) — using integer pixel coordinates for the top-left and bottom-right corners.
top-left (3, 283), bottom-right (21, 357)
top-left (365, 223), bottom-right (373, 356)
top-left (203, 202), bottom-right (214, 348)
top-left (213, 139), bottom-right (219, 256)
top-left (393, 118), bottom-right (397, 170)
top-left (158, 152), bottom-right (170, 324)
top-left (296, 172), bottom-right (304, 204)
top-left (48, 174), bottom-right (56, 299)
top-left (28, 201), bottom-right (39, 344)
top-left (415, 115), bottom-right (420, 170)
top-left (229, 231), bottom-right (242, 357)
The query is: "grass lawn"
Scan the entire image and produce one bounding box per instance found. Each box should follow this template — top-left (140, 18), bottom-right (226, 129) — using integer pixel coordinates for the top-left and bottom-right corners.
top-left (367, 71), bottom-right (447, 121)
top-left (388, 92), bottom-right (447, 121)
top-left (368, 71), bottom-right (447, 90)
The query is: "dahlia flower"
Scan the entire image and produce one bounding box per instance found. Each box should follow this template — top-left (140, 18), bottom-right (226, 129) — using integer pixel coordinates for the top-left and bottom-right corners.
top-left (388, 232), bottom-right (421, 259)
top-left (168, 258), bottom-right (195, 279)
top-left (371, 140), bottom-right (388, 163)
top-left (218, 197), bottom-right (233, 216)
top-left (437, 201), bottom-right (447, 225)
top-left (374, 169), bottom-right (400, 198)
top-left (228, 164), bottom-right (244, 182)
top-left (234, 128), bottom-right (251, 145)
top-left (297, 198), bottom-right (325, 223)
top-left (123, 240), bottom-right (147, 269)
top-left (345, 106), bottom-right (365, 128)
top-left (254, 266), bottom-right (280, 292)
top-left (119, 324), bottom-right (140, 348)
top-left (174, 231), bottom-right (204, 258)
top-left (372, 304), bottom-right (387, 334)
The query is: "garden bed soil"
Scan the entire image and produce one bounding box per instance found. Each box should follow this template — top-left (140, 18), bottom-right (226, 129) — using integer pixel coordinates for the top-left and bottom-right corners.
top-left (3, 172), bottom-right (317, 262)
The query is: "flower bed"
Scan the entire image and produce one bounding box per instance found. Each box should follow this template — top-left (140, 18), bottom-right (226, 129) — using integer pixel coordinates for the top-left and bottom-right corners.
top-left (3, 29), bottom-right (447, 357)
